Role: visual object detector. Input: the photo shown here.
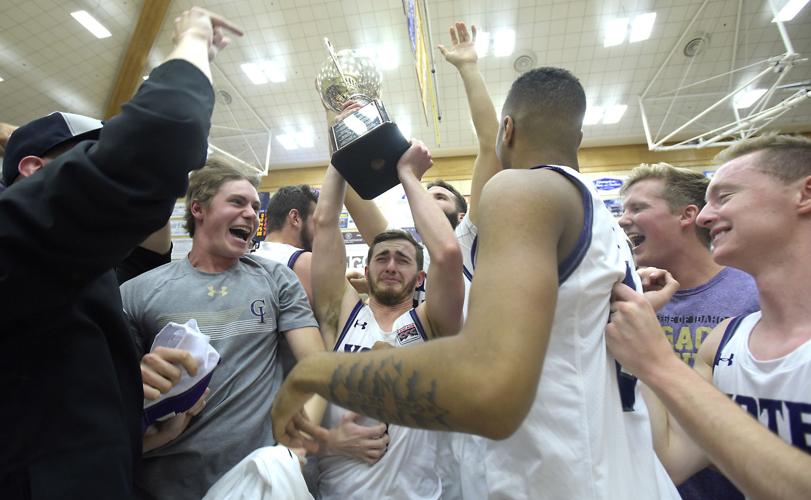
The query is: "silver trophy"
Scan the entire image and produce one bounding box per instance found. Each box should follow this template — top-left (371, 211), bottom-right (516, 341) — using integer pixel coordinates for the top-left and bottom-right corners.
top-left (316, 39), bottom-right (410, 199)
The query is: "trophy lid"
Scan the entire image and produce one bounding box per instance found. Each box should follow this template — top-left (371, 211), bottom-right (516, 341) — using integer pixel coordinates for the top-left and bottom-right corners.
top-left (316, 47), bottom-right (383, 112)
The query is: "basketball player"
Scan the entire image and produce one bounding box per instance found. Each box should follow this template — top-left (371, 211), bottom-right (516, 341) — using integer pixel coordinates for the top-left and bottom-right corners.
top-left (307, 138), bottom-right (464, 499)
top-left (271, 67), bottom-right (679, 499)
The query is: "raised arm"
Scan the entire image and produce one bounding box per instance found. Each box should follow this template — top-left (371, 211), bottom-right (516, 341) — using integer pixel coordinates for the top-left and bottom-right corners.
top-left (311, 165), bottom-right (359, 347)
top-left (0, 8), bottom-right (242, 319)
top-left (272, 169), bottom-right (569, 443)
top-left (326, 102), bottom-right (389, 244)
top-left (343, 185), bottom-right (389, 244)
top-left (438, 22), bottom-right (501, 225)
top-left (606, 285), bottom-right (811, 499)
top-left (398, 141), bottom-right (464, 338)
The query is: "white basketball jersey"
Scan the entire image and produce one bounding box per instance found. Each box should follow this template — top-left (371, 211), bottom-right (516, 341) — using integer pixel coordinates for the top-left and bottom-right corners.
top-left (318, 302), bottom-right (441, 500)
top-left (418, 214), bottom-right (476, 317)
top-left (712, 312), bottom-right (811, 453)
top-left (482, 166), bottom-right (678, 499)
top-left (253, 241), bottom-right (306, 270)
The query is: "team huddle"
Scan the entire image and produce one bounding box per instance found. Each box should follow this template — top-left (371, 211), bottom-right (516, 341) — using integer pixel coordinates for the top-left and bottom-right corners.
top-left (1, 6), bottom-right (810, 500)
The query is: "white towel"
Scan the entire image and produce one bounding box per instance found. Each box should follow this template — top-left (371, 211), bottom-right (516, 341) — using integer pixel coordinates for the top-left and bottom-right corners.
top-left (203, 446), bottom-right (314, 500)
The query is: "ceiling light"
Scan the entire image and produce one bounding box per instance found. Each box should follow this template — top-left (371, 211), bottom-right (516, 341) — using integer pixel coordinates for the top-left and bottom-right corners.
top-left (0, 75), bottom-right (4, 82)
top-left (583, 106), bottom-right (604, 125)
top-left (629, 12), bottom-right (656, 43)
top-left (604, 18), bottom-right (628, 47)
top-left (475, 31), bottom-right (490, 58)
top-left (602, 104), bottom-right (628, 124)
top-left (260, 61), bottom-right (286, 83)
top-left (772, 0), bottom-right (810, 22)
top-left (358, 45), bottom-right (399, 71)
top-left (733, 88), bottom-right (767, 109)
top-left (241, 63), bottom-right (268, 85)
top-left (294, 131), bottom-right (314, 148)
top-left (397, 118), bottom-right (411, 139)
top-left (142, 75), bottom-right (149, 80)
top-left (240, 61), bottom-right (286, 85)
top-left (493, 29), bottom-right (516, 57)
top-left (70, 11), bottom-right (112, 39)
top-left (276, 133), bottom-right (298, 150)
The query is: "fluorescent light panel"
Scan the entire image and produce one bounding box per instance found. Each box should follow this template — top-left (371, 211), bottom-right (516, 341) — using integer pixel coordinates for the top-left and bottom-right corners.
top-left (240, 61), bottom-right (286, 85)
top-left (602, 104), bottom-right (628, 124)
top-left (71, 11), bottom-right (112, 39)
top-left (772, 0), bottom-right (810, 21)
top-left (397, 118), bottom-right (411, 140)
top-left (276, 133), bottom-right (298, 150)
top-left (629, 12), bottom-right (656, 43)
top-left (733, 88), bottom-right (766, 109)
top-left (493, 29), bottom-right (516, 57)
top-left (583, 106), bottom-right (604, 125)
top-left (604, 18), bottom-right (628, 47)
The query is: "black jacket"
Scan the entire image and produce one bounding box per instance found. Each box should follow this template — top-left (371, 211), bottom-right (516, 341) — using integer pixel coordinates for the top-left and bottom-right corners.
top-left (0, 59), bottom-right (214, 499)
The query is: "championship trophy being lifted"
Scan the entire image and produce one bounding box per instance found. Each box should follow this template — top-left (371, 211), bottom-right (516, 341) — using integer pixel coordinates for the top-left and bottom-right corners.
top-left (316, 38), bottom-right (411, 199)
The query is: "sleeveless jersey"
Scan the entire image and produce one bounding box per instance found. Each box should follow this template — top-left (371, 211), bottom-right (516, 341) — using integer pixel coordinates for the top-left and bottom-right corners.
top-left (418, 214), bottom-right (476, 317)
top-left (481, 166), bottom-right (679, 499)
top-left (317, 302), bottom-right (441, 500)
top-left (254, 241), bottom-right (306, 270)
top-left (713, 312), bottom-right (811, 453)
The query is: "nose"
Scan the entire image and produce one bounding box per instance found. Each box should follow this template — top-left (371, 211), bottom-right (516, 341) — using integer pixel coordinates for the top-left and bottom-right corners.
top-left (617, 210), bottom-right (631, 228)
top-left (696, 204), bottom-right (714, 228)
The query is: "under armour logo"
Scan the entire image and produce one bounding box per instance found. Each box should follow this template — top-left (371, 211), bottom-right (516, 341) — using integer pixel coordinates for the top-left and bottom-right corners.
top-left (250, 299), bottom-right (266, 324)
top-left (717, 354), bottom-right (735, 367)
top-left (207, 285), bottom-right (228, 297)
top-left (354, 320), bottom-right (367, 329)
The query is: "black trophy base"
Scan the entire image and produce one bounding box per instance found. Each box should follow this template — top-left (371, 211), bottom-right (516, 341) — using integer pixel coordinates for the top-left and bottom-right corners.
top-left (331, 122), bottom-right (411, 200)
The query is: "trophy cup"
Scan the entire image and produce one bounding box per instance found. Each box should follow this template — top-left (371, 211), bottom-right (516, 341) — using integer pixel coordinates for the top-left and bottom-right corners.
top-left (316, 39), bottom-right (411, 199)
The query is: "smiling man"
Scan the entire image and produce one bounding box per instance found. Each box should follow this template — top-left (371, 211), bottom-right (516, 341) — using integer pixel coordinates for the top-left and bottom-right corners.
top-left (619, 163), bottom-right (759, 499)
top-left (606, 134), bottom-right (811, 500)
top-left (120, 157), bottom-right (325, 500)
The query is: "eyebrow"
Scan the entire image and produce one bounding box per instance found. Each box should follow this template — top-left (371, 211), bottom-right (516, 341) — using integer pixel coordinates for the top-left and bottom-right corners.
top-left (374, 249), bottom-right (414, 261)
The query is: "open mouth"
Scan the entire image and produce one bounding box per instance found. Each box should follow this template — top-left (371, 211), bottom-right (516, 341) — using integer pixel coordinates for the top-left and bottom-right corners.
top-left (229, 227), bottom-right (251, 242)
top-left (627, 233), bottom-right (646, 249)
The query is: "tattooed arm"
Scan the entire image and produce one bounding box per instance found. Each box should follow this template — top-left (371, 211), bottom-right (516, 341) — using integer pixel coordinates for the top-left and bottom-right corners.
top-left (272, 169), bottom-right (582, 442)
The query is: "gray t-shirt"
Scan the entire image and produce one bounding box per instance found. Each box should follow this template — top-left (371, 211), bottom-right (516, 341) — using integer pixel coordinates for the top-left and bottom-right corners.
top-left (120, 255), bottom-right (317, 500)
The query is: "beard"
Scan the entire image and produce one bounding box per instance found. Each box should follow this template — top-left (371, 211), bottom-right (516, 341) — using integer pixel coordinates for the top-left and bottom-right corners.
top-left (299, 225), bottom-right (313, 252)
top-left (444, 210), bottom-right (460, 229)
top-left (369, 273), bottom-right (419, 306)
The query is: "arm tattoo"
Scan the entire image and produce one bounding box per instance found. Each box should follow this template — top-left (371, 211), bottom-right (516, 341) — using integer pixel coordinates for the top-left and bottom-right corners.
top-left (327, 356), bottom-right (452, 430)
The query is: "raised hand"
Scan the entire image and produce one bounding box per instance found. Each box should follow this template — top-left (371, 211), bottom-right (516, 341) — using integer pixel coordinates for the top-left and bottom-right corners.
top-left (396, 139), bottom-right (433, 182)
top-left (437, 22), bottom-right (479, 68)
top-left (172, 6), bottom-right (243, 61)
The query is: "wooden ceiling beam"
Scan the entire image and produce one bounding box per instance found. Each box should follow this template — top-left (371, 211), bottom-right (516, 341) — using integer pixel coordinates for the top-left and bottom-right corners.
top-left (104, 0), bottom-right (172, 119)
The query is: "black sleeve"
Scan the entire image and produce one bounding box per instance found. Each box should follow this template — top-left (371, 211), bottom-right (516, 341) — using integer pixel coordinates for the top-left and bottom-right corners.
top-left (0, 59), bottom-right (214, 320)
top-left (115, 245), bottom-right (172, 285)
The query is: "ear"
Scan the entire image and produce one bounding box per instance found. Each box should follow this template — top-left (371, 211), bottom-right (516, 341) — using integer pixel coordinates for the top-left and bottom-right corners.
top-left (416, 270), bottom-right (426, 288)
top-left (796, 176), bottom-right (811, 215)
top-left (191, 200), bottom-right (206, 222)
top-left (679, 204), bottom-right (700, 227)
top-left (501, 115), bottom-right (515, 148)
top-left (364, 265), bottom-right (370, 280)
top-left (288, 208), bottom-right (301, 226)
top-left (17, 156), bottom-right (46, 178)
top-left (457, 212), bottom-right (466, 223)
